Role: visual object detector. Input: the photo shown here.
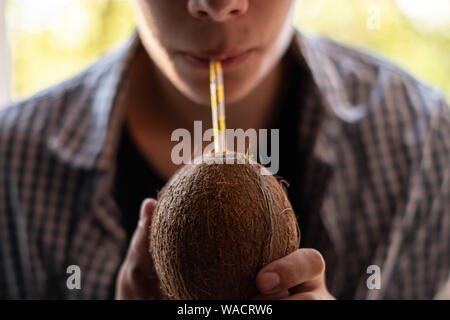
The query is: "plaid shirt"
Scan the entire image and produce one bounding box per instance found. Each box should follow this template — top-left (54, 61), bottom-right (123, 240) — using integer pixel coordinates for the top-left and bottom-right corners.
top-left (1, 30), bottom-right (449, 300)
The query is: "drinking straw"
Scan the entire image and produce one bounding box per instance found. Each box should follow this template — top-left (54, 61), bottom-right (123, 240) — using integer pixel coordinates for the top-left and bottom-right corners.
top-left (209, 60), bottom-right (220, 153)
top-left (209, 59), bottom-right (227, 154)
top-left (215, 61), bottom-right (227, 153)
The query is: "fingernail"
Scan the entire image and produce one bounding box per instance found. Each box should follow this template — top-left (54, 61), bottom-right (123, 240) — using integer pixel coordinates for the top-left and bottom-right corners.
top-left (259, 272), bottom-right (280, 293)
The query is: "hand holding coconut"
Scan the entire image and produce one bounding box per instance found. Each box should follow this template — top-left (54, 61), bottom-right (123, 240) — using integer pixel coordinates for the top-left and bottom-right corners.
top-left (114, 168), bottom-right (335, 300)
top-left (147, 152), bottom-right (334, 300)
top-left (115, 199), bottom-right (167, 300)
top-left (252, 248), bottom-right (335, 300)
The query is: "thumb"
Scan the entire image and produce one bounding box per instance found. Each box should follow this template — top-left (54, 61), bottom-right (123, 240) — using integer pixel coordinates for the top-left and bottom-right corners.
top-left (139, 198), bottom-right (157, 229)
top-left (119, 198), bottom-right (166, 299)
top-left (132, 198), bottom-right (157, 256)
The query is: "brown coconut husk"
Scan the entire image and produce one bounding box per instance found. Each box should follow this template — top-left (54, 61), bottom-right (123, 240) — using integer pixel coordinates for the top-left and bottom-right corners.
top-left (150, 152), bottom-right (300, 300)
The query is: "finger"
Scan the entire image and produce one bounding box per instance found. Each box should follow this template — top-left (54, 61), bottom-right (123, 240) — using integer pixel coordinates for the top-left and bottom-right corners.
top-left (127, 198), bottom-right (158, 275)
top-left (255, 249), bottom-right (325, 294)
top-left (122, 198), bottom-right (167, 299)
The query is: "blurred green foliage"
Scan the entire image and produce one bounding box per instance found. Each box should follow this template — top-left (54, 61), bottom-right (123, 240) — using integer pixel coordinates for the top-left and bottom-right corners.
top-left (6, 0), bottom-right (450, 101)
top-left (7, 0), bottom-right (136, 99)
top-left (296, 0), bottom-right (450, 100)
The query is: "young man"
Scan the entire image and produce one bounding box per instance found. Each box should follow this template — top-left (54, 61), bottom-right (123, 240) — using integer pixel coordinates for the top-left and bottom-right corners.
top-left (0, 0), bottom-right (449, 300)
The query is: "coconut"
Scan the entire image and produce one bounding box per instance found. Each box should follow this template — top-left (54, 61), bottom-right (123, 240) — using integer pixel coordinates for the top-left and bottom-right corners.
top-left (150, 152), bottom-right (300, 300)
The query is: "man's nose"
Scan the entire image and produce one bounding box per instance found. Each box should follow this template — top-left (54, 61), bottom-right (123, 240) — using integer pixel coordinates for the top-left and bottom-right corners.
top-left (187, 0), bottom-right (249, 22)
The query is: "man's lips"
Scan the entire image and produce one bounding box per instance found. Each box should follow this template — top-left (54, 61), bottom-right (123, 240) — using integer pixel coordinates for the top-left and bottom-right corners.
top-left (189, 49), bottom-right (252, 60)
top-left (180, 49), bottom-right (255, 69)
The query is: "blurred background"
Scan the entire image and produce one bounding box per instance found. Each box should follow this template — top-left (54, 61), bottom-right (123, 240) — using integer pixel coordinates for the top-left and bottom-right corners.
top-left (0, 0), bottom-right (449, 106)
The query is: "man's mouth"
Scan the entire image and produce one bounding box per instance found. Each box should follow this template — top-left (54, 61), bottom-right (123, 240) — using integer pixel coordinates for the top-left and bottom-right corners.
top-left (180, 48), bottom-right (255, 69)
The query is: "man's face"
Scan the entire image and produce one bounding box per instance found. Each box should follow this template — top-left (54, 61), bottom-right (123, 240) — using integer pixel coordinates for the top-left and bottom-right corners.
top-left (131, 0), bottom-right (297, 106)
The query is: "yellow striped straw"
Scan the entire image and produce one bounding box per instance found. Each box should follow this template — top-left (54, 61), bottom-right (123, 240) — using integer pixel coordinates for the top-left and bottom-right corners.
top-left (209, 59), bottom-right (227, 154)
top-left (209, 60), bottom-right (220, 153)
top-left (215, 61), bottom-right (227, 153)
